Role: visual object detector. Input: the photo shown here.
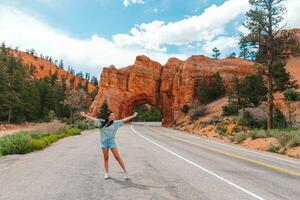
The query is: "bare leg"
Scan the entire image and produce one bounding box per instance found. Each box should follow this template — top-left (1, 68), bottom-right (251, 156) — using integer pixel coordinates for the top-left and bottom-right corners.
top-left (102, 148), bottom-right (109, 173)
top-left (111, 147), bottom-right (127, 172)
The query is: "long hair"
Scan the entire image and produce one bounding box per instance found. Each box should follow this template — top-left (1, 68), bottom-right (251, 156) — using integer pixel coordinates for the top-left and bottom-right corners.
top-left (100, 111), bottom-right (114, 128)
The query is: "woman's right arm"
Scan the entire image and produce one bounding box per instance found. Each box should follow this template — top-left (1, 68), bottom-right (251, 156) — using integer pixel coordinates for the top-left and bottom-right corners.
top-left (80, 111), bottom-right (97, 121)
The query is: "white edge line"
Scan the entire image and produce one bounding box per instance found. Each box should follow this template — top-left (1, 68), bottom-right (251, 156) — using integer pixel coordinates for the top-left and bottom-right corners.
top-left (159, 126), bottom-right (300, 165)
top-left (131, 125), bottom-right (265, 200)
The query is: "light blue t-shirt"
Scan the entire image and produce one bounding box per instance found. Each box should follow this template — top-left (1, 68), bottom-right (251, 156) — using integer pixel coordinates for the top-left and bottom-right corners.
top-left (94, 119), bottom-right (124, 143)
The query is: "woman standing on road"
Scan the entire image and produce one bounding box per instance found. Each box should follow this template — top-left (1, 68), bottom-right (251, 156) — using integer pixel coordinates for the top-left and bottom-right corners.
top-left (80, 111), bottom-right (138, 180)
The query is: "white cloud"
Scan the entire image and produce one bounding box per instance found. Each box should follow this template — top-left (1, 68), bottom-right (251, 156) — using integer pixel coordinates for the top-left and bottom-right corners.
top-left (0, 5), bottom-right (186, 77)
top-left (114, 0), bottom-right (250, 52)
top-left (123, 0), bottom-right (144, 7)
top-left (1, 0), bottom-right (299, 78)
top-left (203, 36), bottom-right (239, 55)
top-left (284, 0), bottom-right (300, 28)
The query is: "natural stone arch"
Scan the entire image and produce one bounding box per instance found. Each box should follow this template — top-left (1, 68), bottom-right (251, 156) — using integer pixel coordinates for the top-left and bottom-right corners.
top-left (89, 55), bottom-right (255, 126)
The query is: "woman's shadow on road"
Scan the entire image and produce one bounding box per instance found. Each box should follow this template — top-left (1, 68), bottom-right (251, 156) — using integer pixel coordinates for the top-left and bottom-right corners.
top-left (109, 177), bottom-right (176, 191)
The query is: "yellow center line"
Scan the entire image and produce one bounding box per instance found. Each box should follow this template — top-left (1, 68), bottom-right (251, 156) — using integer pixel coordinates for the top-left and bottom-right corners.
top-left (146, 126), bottom-right (300, 177)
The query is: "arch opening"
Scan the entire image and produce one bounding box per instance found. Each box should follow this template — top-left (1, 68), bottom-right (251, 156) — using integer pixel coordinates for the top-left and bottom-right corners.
top-left (119, 96), bottom-right (163, 124)
top-left (132, 103), bottom-right (162, 122)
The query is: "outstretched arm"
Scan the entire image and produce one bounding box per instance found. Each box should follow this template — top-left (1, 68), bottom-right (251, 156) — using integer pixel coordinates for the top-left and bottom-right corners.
top-left (80, 111), bottom-right (97, 121)
top-left (121, 112), bottom-right (138, 123)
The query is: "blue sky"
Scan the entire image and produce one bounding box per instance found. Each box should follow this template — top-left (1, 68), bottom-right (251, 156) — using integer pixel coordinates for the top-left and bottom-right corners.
top-left (0, 0), bottom-right (299, 78)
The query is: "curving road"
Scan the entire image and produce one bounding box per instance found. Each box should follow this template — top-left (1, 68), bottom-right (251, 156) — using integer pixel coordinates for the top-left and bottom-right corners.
top-left (0, 122), bottom-right (300, 200)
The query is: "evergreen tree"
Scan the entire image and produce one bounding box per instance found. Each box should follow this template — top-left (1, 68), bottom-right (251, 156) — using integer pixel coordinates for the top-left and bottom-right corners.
top-left (59, 59), bottom-right (64, 69)
top-left (209, 73), bottom-right (226, 101)
top-left (21, 81), bottom-right (41, 121)
top-left (76, 72), bottom-right (83, 78)
top-left (228, 52), bottom-right (236, 58)
top-left (85, 72), bottom-right (90, 81)
top-left (212, 47), bottom-right (221, 58)
top-left (240, 75), bottom-right (267, 107)
top-left (231, 75), bottom-right (241, 105)
top-left (283, 88), bottom-right (300, 127)
top-left (240, 0), bottom-right (300, 129)
top-left (273, 108), bottom-right (287, 129)
top-left (198, 78), bottom-right (209, 105)
top-left (91, 76), bottom-right (98, 87)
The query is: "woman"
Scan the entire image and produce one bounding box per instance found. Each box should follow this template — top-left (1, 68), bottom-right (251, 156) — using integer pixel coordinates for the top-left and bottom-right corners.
top-left (80, 111), bottom-right (138, 180)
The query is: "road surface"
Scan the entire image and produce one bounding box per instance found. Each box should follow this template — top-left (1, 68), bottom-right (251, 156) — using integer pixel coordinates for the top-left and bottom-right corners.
top-left (0, 122), bottom-right (300, 200)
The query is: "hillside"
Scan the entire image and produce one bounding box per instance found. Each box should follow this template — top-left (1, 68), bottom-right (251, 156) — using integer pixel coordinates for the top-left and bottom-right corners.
top-left (10, 49), bottom-right (97, 93)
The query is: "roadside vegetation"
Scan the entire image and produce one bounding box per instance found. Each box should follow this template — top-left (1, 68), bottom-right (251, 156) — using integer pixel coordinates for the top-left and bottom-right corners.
top-left (0, 127), bottom-right (81, 156)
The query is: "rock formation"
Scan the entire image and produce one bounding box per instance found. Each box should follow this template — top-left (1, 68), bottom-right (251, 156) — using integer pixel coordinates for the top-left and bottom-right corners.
top-left (89, 55), bottom-right (255, 125)
top-left (10, 50), bottom-right (97, 93)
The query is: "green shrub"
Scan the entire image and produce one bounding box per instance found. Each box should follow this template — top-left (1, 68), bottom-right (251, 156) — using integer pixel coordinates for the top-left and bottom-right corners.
top-left (216, 125), bottom-right (227, 136)
top-left (286, 133), bottom-right (300, 148)
top-left (62, 128), bottom-right (81, 136)
top-left (0, 128), bottom-right (81, 156)
top-left (31, 139), bottom-right (47, 150)
top-left (189, 105), bottom-right (208, 120)
top-left (234, 134), bottom-right (249, 143)
top-left (267, 144), bottom-right (280, 153)
top-left (70, 119), bottom-right (94, 130)
top-left (266, 128), bottom-right (300, 148)
top-left (222, 103), bottom-right (239, 116)
top-left (45, 110), bottom-right (57, 122)
top-left (181, 105), bottom-right (190, 114)
top-left (273, 108), bottom-right (287, 129)
top-left (248, 129), bottom-right (268, 139)
top-left (239, 107), bottom-right (267, 129)
top-left (232, 126), bottom-right (247, 133)
top-left (0, 132), bottom-right (33, 155)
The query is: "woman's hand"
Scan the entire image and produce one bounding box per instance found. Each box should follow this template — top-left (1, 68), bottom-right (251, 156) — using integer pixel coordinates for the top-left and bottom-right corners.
top-left (132, 112), bottom-right (138, 118)
top-left (80, 111), bottom-right (87, 118)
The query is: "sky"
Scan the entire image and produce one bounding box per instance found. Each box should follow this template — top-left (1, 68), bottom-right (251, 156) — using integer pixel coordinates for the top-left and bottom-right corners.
top-left (0, 0), bottom-right (300, 78)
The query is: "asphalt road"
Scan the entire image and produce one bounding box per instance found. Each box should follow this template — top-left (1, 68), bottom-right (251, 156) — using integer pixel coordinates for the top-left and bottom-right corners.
top-left (0, 122), bottom-right (300, 200)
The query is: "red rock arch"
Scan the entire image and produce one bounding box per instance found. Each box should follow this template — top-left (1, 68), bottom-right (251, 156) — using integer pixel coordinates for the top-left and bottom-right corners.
top-left (89, 55), bottom-right (255, 126)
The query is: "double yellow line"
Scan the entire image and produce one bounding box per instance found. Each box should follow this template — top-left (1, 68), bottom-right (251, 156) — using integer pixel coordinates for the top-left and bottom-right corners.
top-left (146, 126), bottom-right (300, 177)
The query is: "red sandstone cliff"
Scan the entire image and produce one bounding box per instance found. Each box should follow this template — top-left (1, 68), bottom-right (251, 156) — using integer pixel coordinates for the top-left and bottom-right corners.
top-left (10, 50), bottom-right (97, 93)
top-left (286, 29), bottom-right (300, 87)
top-left (89, 55), bottom-right (255, 125)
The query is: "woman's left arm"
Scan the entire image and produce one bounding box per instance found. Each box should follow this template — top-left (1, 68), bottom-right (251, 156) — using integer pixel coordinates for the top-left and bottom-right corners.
top-left (121, 112), bottom-right (138, 123)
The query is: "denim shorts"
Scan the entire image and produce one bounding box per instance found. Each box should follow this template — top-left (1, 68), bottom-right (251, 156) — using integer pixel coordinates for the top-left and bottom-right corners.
top-left (101, 138), bottom-right (117, 149)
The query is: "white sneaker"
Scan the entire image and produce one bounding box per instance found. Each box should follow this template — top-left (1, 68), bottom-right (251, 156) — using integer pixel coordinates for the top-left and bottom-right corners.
top-left (124, 171), bottom-right (129, 180)
top-left (104, 172), bottom-right (110, 179)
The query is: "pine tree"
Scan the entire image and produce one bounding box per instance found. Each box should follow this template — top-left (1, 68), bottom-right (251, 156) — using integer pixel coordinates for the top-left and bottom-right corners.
top-left (198, 78), bottom-right (209, 105)
top-left (212, 47), bottom-right (221, 58)
top-left (59, 59), bottom-right (64, 69)
top-left (91, 76), bottom-right (98, 87)
top-left (283, 88), bottom-right (300, 127)
top-left (209, 73), bottom-right (226, 101)
top-left (228, 52), bottom-right (236, 58)
top-left (241, 0), bottom-right (300, 129)
top-left (240, 75), bottom-right (267, 107)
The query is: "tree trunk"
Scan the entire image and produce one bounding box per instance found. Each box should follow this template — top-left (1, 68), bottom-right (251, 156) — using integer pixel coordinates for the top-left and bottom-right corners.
top-left (267, 2), bottom-right (274, 130)
top-left (7, 106), bottom-right (12, 123)
top-left (267, 75), bottom-right (273, 129)
top-left (288, 102), bottom-right (292, 127)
